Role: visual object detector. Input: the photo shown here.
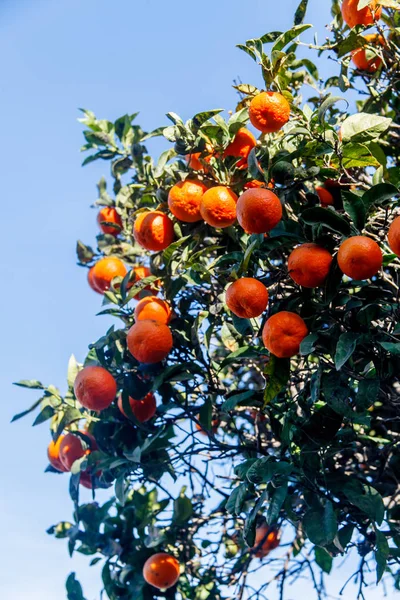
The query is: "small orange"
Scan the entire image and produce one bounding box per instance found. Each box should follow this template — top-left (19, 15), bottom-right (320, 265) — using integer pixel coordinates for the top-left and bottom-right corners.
top-left (118, 392), bottom-right (157, 422)
top-left (143, 553), bottom-right (180, 590)
top-left (127, 320), bottom-right (173, 364)
top-left (237, 188), bottom-right (282, 234)
top-left (91, 257), bottom-right (127, 294)
top-left (316, 186), bottom-right (334, 207)
top-left (342, 0), bottom-right (382, 28)
top-left (244, 180), bottom-right (275, 190)
top-left (97, 207), bottom-right (122, 235)
top-left (388, 216), bottom-right (400, 256)
top-left (186, 142), bottom-right (213, 171)
top-left (249, 92), bottom-right (290, 134)
top-left (59, 431), bottom-right (97, 471)
top-left (87, 266), bottom-right (102, 294)
top-left (288, 243), bottom-right (333, 288)
top-left (133, 211), bottom-right (175, 252)
top-left (195, 416), bottom-right (220, 436)
top-left (47, 435), bottom-right (68, 472)
top-left (262, 311), bottom-right (308, 358)
top-left (253, 525), bottom-right (281, 558)
top-left (200, 186), bottom-right (238, 228)
top-left (226, 278), bottom-right (269, 318)
top-left (351, 34), bottom-right (384, 73)
top-left (337, 236), bottom-right (382, 280)
top-left (74, 366), bottom-right (117, 411)
top-left (168, 179), bottom-right (207, 223)
top-left (134, 296), bottom-right (172, 324)
top-left (223, 127), bottom-right (257, 169)
top-left (128, 266), bottom-right (159, 298)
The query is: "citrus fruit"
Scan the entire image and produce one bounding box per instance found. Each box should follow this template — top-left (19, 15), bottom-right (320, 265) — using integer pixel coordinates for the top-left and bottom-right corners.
top-left (249, 92), bottom-right (291, 134)
top-left (237, 188), bottom-right (282, 234)
top-left (74, 366), bottom-right (117, 411)
top-left (337, 236), bottom-right (382, 280)
top-left (200, 186), bottom-right (238, 228)
top-left (223, 127), bottom-right (257, 168)
top-left (134, 296), bottom-right (172, 324)
top-left (47, 435), bottom-right (68, 472)
top-left (288, 243), bottom-right (333, 288)
top-left (133, 211), bottom-right (175, 252)
top-left (388, 216), bottom-right (400, 256)
top-left (352, 34), bottom-right (384, 72)
top-left (262, 311), bottom-right (308, 358)
top-left (168, 179), bottom-right (207, 222)
top-left (127, 320), bottom-right (173, 363)
top-left (91, 257), bottom-right (127, 294)
top-left (97, 206), bottom-right (122, 235)
top-left (143, 553), bottom-right (180, 590)
top-left (118, 392), bottom-right (157, 422)
top-left (342, 0), bottom-right (382, 28)
top-left (225, 278), bottom-right (269, 318)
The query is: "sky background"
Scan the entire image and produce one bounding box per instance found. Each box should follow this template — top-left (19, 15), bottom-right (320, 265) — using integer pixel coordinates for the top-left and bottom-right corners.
top-left (0, 0), bottom-right (396, 598)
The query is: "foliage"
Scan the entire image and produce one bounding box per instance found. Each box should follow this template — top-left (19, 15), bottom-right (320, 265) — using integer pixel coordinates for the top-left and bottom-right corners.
top-left (13, 1), bottom-right (400, 598)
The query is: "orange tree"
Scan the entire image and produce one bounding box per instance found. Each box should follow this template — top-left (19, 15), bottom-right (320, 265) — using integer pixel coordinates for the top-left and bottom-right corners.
top-left (13, 1), bottom-right (400, 598)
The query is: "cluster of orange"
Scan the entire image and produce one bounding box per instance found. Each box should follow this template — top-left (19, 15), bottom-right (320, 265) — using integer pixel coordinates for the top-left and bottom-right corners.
top-left (341, 0), bottom-right (385, 73)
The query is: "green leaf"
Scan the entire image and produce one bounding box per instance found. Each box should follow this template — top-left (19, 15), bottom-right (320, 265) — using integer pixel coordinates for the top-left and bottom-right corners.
top-left (300, 333), bottom-right (318, 355)
top-left (341, 113), bottom-right (392, 143)
top-left (66, 573), bottom-right (87, 600)
top-left (379, 341), bottom-right (400, 354)
top-left (272, 24), bottom-right (312, 53)
top-left (318, 95), bottom-right (348, 124)
top-left (115, 474), bottom-right (126, 507)
top-left (266, 482), bottom-right (288, 524)
top-left (163, 235), bottom-right (191, 264)
top-left (356, 379), bottom-right (380, 411)
top-left (192, 109), bottom-right (224, 128)
top-left (294, 0), bottom-right (309, 24)
top-left (67, 355), bottom-right (80, 390)
top-left (303, 501), bottom-right (338, 547)
top-left (343, 480), bottom-right (385, 525)
top-left (244, 491), bottom-right (268, 547)
top-left (234, 459), bottom-right (258, 480)
top-left (11, 397), bottom-right (44, 422)
top-left (33, 405), bottom-right (55, 426)
top-left (247, 458), bottom-right (292, 485)
top-left (263, 356), bottom-right (290, 405)
top-left (375, 529), bottom-right (390, 584)
top-left (173, 488), bottom-right (193, 524)
top-left (338, 524), bottom-right (354, 550)
top-left (335, 332), bottom-right (359, 370)
top-left (301, 207), bottom-right (351, 235)
top-left (220, 347), bottom-right (264, 369)
top-left (14, 379), bottom-right (44, 389)
top-left (315, 547), bottom-right (333, 574)
top-left (226, 483), bottom-right (248, 515)
top-left (342, 191), bottom-right (366, 230)
top-left (362, 183), bottom-right (398, 208)
top-left (222, 390), bottom-right (255, 412)
top-left (342, 143), bottom-right (380, 168)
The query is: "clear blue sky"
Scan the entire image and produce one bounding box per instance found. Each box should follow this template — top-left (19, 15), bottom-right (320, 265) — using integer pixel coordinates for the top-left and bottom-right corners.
top-left (0, 1), bottom-right (392, 598)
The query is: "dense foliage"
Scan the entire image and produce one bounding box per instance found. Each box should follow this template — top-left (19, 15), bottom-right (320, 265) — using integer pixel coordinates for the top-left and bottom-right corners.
top-left (14, 1), bottom-right (400, 598)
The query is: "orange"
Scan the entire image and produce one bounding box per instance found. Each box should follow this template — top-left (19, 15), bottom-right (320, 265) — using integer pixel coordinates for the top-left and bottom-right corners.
top-left (351, 34), bottom-right (384, 72)
top-left (237, 188), bottom-right (282, 234)
top-left (59, 431), bottom-right (97, 471)
top-left (316, 186), bottom-right (334, 207)
top-left (143, 553), bottom-right (180, 590)
top-left (342, 0), bottom-right (382, 28)
top-left (87, 266), bottom-right (102, 294)
top-left (186, 142), bottom-right (214, 171)
top-left (388, 216), bottom-right (400, 256)
top-left (128, 265), bottom-right (159, 298)
top-left (127, 320), bottom-right (173, 364)
top-left (91, 257), bottom-right (127, 294)
top-left (223, 127), bottom-right (257, 169)
top-left (244, 180), bottom-right (275, 190)
top-left (97, 206), bottom-right (122, 235)
top-left (118, 392), bottom-right (157, 422)
top-left (195, 416), bottom-right (220, 436)
top-left (79, 471), bottom-right (96, 489)
top-left (288, 243), bottom-right (333, 288)
top-left (337, 236), bottom-right (382, 280)
top-left (134, 296), bottom-right (172, 324)
top-left (226, 278), bottom-right (269, 318)
top-left (200, 186), bottom-right (238, 228)
top-left (47, 435), bottom-right (68, 472)
top-left (249, 92), bottom-right (290, 134)
top-left (262, 311), bottom-right (308, 358)
top-left (253, 525), bottom-right (281, 558)
top-left (74, 366), bottom-right (117, 411)
top-left (133, 211), bottom-right (175, 252)
top-left (168, 179), bottom-right (207, 223)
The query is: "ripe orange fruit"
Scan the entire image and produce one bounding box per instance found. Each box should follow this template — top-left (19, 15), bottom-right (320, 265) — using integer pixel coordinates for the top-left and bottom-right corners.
top-left (195, 416), bottom-right (220, 436)
top-left (128, 266), bottom-right (159, 298)
top-left (225, 278), bottom-right (269, 318)
top-left (127, 320), bottom-right (173, 364)
top-left (342, 0), bottom-right (382, 28)
top-left (388, 216), bottom-right (400, 256)
top-left (186, 142), bottom-right (214, 171)
top-left (74, 366), bottom-right (117, 411)
top-left (143, 553), bottom-right (180, 590)
top-left (87, 266), bottom-right (102, 294)
top-left (47, 435), bottom-right (68, 472)
top-left (337, 236), bottom-right (382, 280)
top-left (134, 296), bottom-right (172, 324)
top-left (200, 186), bottom-right (238, 228)
top-left (133, 211), bottom-right (175, 252)
top-left (253, 525), bottom-right (281, 558)
top-left (97, 207), bottom-right (122, 235)
top-left (249, 92), bottom-right (290, 134)
top-left (288, 243), bottom-right (333, 288)
top-left (79, 470), bottom-right (96, 489)
top-left (223, 127), bottom-right (257, 169)
top-left (262, 311), bottom-right (308, 358)
top-left (91, 257), bottom-right (127, 294)
top-left (59, 431), bottom-right (97, 471)
top-left (244, 180), bottom-right (275, 190)
top-left (237, 188), bottom-right (282, 234)
top-left (117, 392), bottom-right (157, 422)
top-left (168, 179), bottom-right (207, 223)
top-left (351, 34), bottom-right (384, 72)
top-left (316, 186), bottom-right (334, 207)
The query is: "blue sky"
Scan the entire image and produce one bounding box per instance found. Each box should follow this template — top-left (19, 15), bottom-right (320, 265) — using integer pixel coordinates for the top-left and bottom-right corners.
top-left (0, 0), bottom-right (393, 598)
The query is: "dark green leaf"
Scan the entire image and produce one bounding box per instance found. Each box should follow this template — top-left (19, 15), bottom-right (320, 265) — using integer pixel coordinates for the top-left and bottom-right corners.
top-left (343, 480), bottom-right (384, 525)
top-left (222, 390), bottom-right (255, 412)
top-left (315, 547), bottom-right (333, 574)
top-left (379, 342), bottom-right (400, 355)
top-left (263, 356), bottom-right (290, 405)
top-left (342, 191), bottom-right (366, 230)
top-left (301, 207), bottom-right (351, 235)
top-left (363, 183), bottom-right (398, 208)
top-left (318, 95), bottom-right (348, 124)
top-left (335, 332), bottom-right (359, 370)
top-left (300, 333), bottom-right (318, 355)
top-left (226, 483), bottom-right (248, 515)
top-left (66, 573), bottom-right (87, 600)
top-left (33, 405), bottom-right (55, 426)
top-left (303, 501), bottom-right (337, 547)
top-left (294, 0), bottom-right (309, 25)
top-left (341, 113), bottom-right (392, 143)
top-left (266, 482), bottom-right (288, 525)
